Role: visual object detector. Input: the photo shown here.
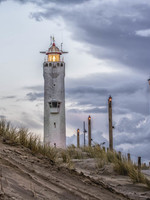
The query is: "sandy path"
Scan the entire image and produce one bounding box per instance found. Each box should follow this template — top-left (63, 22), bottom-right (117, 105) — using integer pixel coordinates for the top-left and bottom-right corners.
top-left (0, 143), bottom-right (129, 200)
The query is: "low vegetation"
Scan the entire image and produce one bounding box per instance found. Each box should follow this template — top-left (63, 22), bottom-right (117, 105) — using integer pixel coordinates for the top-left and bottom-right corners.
top-left (0, 119), bottom-right (150, 188)
top-left (0, 119), bottom-right (57, 162)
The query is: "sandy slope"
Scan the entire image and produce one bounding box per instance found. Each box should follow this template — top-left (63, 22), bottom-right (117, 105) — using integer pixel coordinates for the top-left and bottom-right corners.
top-left (73, 159), bottom-right (150, 200)
top-left (0, 142), bottom-right (129, 200)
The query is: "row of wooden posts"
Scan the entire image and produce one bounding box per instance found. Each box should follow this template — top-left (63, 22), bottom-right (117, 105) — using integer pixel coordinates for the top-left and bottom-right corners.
top-left (76, 96), bottom-right (113, 149)
top-left (76, 96), bottom-right (149, 169)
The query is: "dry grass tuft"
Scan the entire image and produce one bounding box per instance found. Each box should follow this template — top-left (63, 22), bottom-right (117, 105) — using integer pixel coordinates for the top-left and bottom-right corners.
top-left (1, 119), bottom-right (150, 188)
top-left (0, 119), bottom-right (57, 162)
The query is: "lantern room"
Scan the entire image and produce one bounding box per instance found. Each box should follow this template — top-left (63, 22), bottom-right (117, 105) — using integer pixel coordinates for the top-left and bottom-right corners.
top-left (47, 38), bottom-right (62, 62)
top-left (40, 37), bottom-right (68, 62)
top-left (48, 54), bottom-right (60, 62)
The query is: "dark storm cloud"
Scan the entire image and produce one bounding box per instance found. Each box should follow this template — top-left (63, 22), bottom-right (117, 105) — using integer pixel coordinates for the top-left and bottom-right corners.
top-left (66, 71), bottom-right (149, 115)
top-left (27, 0), bottom-right (150, 73)
top-left (2, 0), bottom-right (150, 71)
top-left (26, 92), bottom-right (43, 101)
top-left (26, 71), bottom-right (148, 115)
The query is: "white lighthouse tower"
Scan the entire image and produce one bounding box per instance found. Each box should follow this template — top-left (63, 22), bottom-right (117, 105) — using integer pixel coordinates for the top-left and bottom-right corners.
top-left (40, 37), bottom-right (68, 148)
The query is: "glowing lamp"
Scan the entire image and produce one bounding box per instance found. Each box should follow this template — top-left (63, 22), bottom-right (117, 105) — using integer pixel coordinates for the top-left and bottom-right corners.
top-left (108, 96), bottom-right (112, 102)
top-left (77, 129), bottom-right (80, 133)
top-left (88, 115), bottom-right (91, 120)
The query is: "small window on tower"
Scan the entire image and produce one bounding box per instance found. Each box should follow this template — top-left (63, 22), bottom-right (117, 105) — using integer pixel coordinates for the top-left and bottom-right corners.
top-left (52, 102), bottom-right (57, 108)
top-left (54, 122), bottom-right (56, 128)
top-left (61, 63), bottom-right (63, 66)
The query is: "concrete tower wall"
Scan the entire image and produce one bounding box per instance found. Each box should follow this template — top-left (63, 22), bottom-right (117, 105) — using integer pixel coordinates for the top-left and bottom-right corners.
top-left (43, 61), bottom-right (66, 148)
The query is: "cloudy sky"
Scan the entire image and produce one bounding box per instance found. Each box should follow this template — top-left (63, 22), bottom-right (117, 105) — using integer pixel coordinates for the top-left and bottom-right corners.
top-left (0, 0), bottom-right (150, 163)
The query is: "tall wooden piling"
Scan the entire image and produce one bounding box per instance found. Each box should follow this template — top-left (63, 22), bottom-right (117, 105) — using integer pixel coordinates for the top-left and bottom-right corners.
top-left (77, 129), bottom-right (80, 148)
top-left (88, 116), bottom-right (91, 147)
top-left (138, 157), bottom-right (141, 171)
top-left (108, 96), bottom-right (113, 151)
top-left (127, 153), bottom-right (131, 162)
top-left (83, 121), bottom-right (86, 147)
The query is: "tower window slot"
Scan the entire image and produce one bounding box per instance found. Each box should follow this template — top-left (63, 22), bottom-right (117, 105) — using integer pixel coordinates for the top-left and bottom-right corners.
top-left (44, 63), bottom-right (48, 67)
top-left (54, 122), bottom-right (56, 128)
top-left (52, 102), bottom-right (57, 108)
top-left (61, 63), bottom-right (63, 66)
top-left (53, 84), bottom-right (55, 86)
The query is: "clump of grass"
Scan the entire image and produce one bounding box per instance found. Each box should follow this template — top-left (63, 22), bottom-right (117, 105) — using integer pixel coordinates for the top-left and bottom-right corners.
top-left (67, 145), bottom-right (84, 159)
top-left (59, 145), bottom-right (83, 163)
top-left (141, 163), bottom-right (149, 170)
top-left (60, 150), bottom-right (69, 163)
top-left (83, 144), bottom-right (150, 188)
top-left (0, 119), bottom-right (57, 162)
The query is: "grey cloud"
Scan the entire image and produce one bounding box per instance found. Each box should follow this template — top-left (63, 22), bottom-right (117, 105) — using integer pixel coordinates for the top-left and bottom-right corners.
top-left (10, 0), bottom-right (88, 7)
top-left (84, 107), bottom-right (107, 114)
top-left (68, 107), bottom-right (107, 114)
top-left (0, 115), bottom-right (6, 119)
top-left (24, 85), bottom-right (43, 92)
top-left (3, 0), bottom-right (150, 72)
top-left (1, 95), bottom-right (16, 100)
top-left (28, 0), bottom-right (150, 73)
top-left (26, 92), bottom-right (44, 101)
top-left (0, 107), bottom-right (6, 111)
top-left (66, 72), bottom-right (148, 115)
top-left (114, 115), bottom-right (150, 146)
top-left (21, 112), bottom-right (42, 130)
top-left (67, 130), bottom-right (108, 147)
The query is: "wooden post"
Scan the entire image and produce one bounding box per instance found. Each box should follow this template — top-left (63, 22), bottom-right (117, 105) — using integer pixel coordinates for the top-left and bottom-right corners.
top-left (88, 116), bottom-right (91, 147)
top-left (149, 162), bottom-right (150, 169)
top-left (77, 129), bottom-right (80, 148)
top-left (83, 121), bottom-right (86, 147)
top-left (127, 153), bottom-right (131, 162)
top-left (108, 96), bottom-right (113, 151)
top-left (138, 157), bottom-right (141, 171)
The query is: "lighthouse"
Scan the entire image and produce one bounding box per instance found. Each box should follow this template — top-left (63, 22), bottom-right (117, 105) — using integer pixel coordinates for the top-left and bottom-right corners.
top-left (40, 37), bottom-right (68, 148)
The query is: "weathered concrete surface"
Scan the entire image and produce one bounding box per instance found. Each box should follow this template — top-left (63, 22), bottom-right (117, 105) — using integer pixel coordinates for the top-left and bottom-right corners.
top-left (0, 141), bottom-right (128, 200)
top-left (43, 61), bottom-right (66, 149)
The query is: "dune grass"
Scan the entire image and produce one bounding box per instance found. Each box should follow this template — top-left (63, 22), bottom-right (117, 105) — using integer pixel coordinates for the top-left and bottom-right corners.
top-left (0, 119), bottom-right (150, 188)
top-left (78, 145), bottom-right (150, 188)
top-left (0, 119), bottom-right (57, 162)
